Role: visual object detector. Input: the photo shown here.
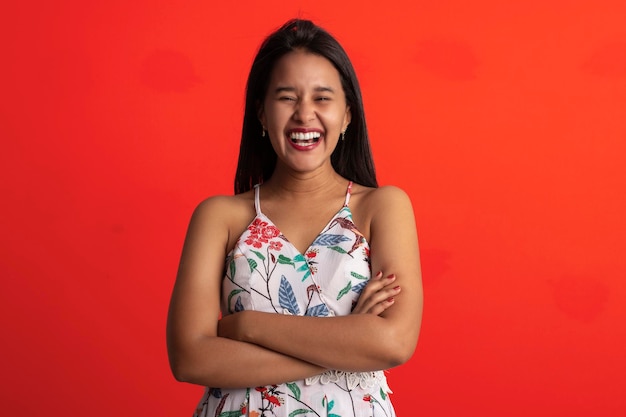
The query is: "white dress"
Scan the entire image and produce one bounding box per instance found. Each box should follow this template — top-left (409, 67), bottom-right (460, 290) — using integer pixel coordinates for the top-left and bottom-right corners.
top-left (193, 183), bottom-right (395, 417)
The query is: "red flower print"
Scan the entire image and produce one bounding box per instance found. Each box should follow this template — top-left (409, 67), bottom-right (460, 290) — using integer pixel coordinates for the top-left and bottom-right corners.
top-left (261, 225), bottom-right (280, 240)
top-left (305, 249), bottom-right (319, 275)
top-left (244, 237), bottom-right (263, 248)
top-left (246, 220), bottom-right (281, 248)
top-left (255, 386), bottom-right (268, 392)
top-left (264, 393), bottom-right (282, 406)
top-left (269, 241), bottom-right (283, 251)
top-left (248, 219), bottom-right (268, 234)
top-left (363, 394), bottom-right (372, 402)
top-left (240, 405), bottom-right (247, 414)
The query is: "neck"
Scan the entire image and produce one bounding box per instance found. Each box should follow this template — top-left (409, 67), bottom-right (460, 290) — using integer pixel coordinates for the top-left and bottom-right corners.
top-left (263, 164), bottom-right (345, 199)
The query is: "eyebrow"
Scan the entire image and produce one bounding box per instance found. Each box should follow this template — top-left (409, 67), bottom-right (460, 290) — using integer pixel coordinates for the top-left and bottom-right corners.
top-left (274, 86), bottom-right (336, 94)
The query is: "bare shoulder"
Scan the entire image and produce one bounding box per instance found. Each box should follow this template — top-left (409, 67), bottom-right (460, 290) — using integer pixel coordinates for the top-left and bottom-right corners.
top-left (193, 191), bottom-right (254, 220)
top-left (364, 185), bottom-right (412, 206)
top-left (352, 184), bottom-right (414, 216)
top-left (349, 184), bottom-right (415, 240)
top-left (188, 191), bottom-right (256, 252)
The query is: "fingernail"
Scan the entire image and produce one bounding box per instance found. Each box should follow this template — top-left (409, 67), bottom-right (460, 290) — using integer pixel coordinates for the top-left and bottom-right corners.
top-left (387, 274), bottom-right (395, 280)
top-left (387, 297), bottom-right (395, 302)
top-left (394, 286), bottom-right (400, 290)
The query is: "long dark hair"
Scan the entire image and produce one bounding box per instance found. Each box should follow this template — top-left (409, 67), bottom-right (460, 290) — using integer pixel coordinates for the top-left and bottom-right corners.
top-left (234, 19), bottom-right (377, 194)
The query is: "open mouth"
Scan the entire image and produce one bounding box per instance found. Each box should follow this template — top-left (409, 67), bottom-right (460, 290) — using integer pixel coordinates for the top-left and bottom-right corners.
top-left (289, 131), bottom-right (322, 146)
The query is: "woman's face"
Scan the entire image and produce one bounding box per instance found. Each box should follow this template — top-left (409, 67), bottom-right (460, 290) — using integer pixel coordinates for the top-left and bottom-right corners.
top-left (259, 49), bottom-right (351, 175)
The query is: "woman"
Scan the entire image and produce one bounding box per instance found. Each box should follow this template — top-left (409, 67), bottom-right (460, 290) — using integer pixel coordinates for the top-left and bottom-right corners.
top-left (167, 19), bottom-right (423, 417)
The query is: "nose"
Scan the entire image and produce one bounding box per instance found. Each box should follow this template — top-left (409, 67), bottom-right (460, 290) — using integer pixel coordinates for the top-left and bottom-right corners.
top-left (293, 98), bottom-right (315, 123)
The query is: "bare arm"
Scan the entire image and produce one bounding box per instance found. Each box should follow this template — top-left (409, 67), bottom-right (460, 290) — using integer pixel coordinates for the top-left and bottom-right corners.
top-left (167, 197), bottom-right (325, 388)
top-left (218, 186), bottom-right (423, 371)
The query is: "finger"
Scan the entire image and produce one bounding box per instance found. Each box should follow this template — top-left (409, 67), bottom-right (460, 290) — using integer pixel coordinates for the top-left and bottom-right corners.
top-left (366, 297), bottom-right (396, 316)
top-left (352, 273), bottom-right (385, 312)
top-left (362, 285), bottom-right (401, 313)
top-left (358, 274), bottom-right (395, 300)
top-left (353, 274), bottom-right (394, 313)
top-left (353, 284), bottom-right (401, 314)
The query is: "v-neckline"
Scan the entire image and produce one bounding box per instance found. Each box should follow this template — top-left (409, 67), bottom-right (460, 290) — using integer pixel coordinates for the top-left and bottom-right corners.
top-left (253, 182), bottom-right (353, 256)
top-left (256, 206), bottom-right (350, 257)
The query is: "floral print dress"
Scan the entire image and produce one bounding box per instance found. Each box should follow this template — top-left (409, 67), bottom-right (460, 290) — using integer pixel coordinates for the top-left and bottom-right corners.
top-left (193, 182), bottom-right (396, 417)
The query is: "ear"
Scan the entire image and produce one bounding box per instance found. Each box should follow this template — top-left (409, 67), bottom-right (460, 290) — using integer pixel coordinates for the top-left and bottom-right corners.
top-left (342, 106), bottom-right (352, 131)
top-left (256, 101), bottom-right (266, 128)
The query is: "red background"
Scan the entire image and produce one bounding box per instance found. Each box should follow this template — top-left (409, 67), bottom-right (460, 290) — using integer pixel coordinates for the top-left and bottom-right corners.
top-left (2, 1), bottom-right (625, 416)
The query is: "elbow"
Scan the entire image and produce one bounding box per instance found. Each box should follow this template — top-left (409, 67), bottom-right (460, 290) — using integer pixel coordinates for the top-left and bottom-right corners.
top-left (171, 368), bottom-right (190, 383)
top-left (167, 335), bottom-right (204, 383)
top-left (172, 371), bottom-right (187, 383)
top-left (170, 358), bottom-right (210, 385)
top-left (379, 328), bottom-right (417, 368)
top-left (169, 347), bottom-right (220, 386)
top-left (390, 344), bottom-right (416, 367)
top-left (167, 342), bottom-right (187, 382)
top-left (169, 356), bottom-right (193, 383)
top-left (168, 345), bottom-right (205, 384)
top-left (167, 334), bottom-right (223, 386)
top-left (384, 346), bottom-right (415, 369)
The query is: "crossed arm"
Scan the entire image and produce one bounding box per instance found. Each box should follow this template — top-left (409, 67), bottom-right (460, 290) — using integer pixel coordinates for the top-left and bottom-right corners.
top-left (166, 187), bottom-right (423, 389)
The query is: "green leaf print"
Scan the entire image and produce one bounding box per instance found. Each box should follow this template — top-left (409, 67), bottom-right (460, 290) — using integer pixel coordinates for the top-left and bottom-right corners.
top-left (350, 271), bottom-right (368, 280)
top-left (227, 289), bottom-right (245, 314)
top-left (380, 387), bottom-right (387, 400)
top-left (219, 410), bottom-right (241, 417)
top-left (288, 409), bottom-right (310, 417)
top-left (301, 270), bottom-right (311, 282)
top-left (218, 411), bottom-right (242, 417)
top-left (328, 245), bottom-right (348, 254)
top-left (251, 250), bottom-right (265, 261)
top-left (277, 254), bottom-right (294, 266)
top-left (296, 263), bottom-right (309, 272)
top-left (327, 399), bottom-right (335, 411)
top-left (337, 281), bottom-right (352, 300)
top-left (293, 253), bottom-right (306, 263)
top-left (247, 258), bottom-right (257, 272)
top-left (327, 399), bottom-right (342, 417)
top-left (286, 382), bottom-right (301, 400)
top-left (228, 259), bottom-right (235, 278)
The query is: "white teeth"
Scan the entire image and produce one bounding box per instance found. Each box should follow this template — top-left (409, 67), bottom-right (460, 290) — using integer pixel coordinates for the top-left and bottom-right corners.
top-left (290, 131), bottom-right (321, 140)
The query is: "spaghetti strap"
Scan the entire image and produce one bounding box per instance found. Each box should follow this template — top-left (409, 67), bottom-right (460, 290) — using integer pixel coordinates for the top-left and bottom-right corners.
top-left (254, 184), bottom-right (262, 216)
top-left (344, 181), bottom-right (353, 207)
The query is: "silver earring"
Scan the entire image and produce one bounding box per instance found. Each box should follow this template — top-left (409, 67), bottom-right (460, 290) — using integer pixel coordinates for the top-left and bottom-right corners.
top-left (262, 128), bottom-right (266, 138)
top-left (341, 130), bottom-right (346, 141)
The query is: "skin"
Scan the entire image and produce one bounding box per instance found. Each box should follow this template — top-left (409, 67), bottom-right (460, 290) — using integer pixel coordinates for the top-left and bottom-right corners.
top-left (167, 49), bottom-right (423, 389)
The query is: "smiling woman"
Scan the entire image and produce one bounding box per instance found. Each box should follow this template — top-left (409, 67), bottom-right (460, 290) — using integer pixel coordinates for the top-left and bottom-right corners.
top-left (260, 50), bottom-right (351, 173)
top-left (166, 19), bottom-right (423, 417)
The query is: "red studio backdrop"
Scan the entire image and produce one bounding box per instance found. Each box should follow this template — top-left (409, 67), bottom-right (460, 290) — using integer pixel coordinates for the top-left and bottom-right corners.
top-left (1, 1), bottom-right (625, 416)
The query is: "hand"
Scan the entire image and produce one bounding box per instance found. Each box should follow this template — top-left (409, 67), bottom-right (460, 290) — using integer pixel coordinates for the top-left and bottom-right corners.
top-left (217, 310), bottom-right (246, 341)
top-left (351, 271), bottom-right (401, 315)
